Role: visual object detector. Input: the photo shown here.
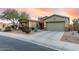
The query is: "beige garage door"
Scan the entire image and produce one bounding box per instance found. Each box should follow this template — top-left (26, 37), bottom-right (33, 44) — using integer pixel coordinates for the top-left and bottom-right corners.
top-left (46, 22), bottom-right (65, 31)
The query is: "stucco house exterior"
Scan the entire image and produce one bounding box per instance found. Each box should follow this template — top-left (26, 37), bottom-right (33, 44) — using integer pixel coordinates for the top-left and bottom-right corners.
top-left (19, 19), bottom-right (39, 30)
top-left (45, 14), bottom-right (70, 31)
top-left (0, 20), bottom-right (12, 31)
top-left (73, 20), bottom-right (79, 31)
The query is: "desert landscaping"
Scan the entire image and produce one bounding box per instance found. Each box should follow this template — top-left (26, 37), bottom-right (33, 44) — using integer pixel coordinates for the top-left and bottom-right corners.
top-left (61, 31), bottom-right (79, 44)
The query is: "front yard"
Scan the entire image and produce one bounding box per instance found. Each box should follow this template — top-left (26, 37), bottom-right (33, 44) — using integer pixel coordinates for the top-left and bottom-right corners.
top-left (61, 31), bottom-right (79, 44)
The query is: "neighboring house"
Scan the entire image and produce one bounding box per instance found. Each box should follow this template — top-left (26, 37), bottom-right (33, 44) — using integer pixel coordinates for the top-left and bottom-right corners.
top-left (19, 19), bottom-right (39, 30)
top-left (0, 22), bottom-right (6, 30)
top-left (45, 14), bottom-right (70, 31)
top-left (73, 19), bottom-right (79, 31)
top-left (28, 20), bottom-right (39, 29)
top-left (73, 24), bottom-right (79, 31)
top-left (0, 20), bottom-right (12, 31)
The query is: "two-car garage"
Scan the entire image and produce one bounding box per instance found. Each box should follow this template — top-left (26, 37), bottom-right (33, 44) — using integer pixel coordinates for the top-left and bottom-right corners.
top-left (45, 14), bottom-right (69, 31)
top-left (46, 22), bottom-right (65, 31)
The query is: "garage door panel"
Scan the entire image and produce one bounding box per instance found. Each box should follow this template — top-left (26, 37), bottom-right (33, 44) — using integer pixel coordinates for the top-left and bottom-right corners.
top-left (47, 22), bottom-right (65, 31)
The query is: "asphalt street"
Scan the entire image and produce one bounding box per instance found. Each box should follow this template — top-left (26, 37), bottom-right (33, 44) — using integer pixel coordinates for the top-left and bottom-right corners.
top-left (0, 35), bottom-right (57, 51)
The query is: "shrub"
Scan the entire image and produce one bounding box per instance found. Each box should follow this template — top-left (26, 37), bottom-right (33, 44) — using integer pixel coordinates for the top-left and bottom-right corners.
top-left (34, 28), bottom-right (38, 32)
top-left (20, 26), bottom-right (31, 33)
top-left (31, 27), bottom-right (34, 30)
top-left (4, 27), bottom-right (11, 32)
top-left (77, 30), bottom-right (79, 33)
top-left (25, 27), bottom-right (31, 33)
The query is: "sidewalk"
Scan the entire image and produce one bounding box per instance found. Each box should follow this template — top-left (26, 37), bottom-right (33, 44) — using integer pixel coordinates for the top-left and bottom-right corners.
top-left (0, 31), bottom-right (79, 51)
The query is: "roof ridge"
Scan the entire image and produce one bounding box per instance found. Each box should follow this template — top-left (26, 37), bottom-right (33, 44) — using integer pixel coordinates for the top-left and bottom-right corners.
top-left (44, 14), bottom-right (69, 20)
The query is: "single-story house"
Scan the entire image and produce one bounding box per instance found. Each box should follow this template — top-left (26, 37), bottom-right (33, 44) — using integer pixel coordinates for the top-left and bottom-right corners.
top-left (0, 20), bottom-right (12, 31)
top-left (19, 19), bottom-right (39, 30)
top-left (45, 14), bottom-right (70, 31)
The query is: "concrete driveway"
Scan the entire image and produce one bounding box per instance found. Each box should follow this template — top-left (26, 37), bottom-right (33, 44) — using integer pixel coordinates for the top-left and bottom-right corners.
top-left (32, 31), bottom-right (64, 41)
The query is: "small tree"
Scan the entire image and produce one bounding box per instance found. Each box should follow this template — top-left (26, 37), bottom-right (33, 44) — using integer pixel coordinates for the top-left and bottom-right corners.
top-left (18, 12), bottom-right (29, 21)
top-left (1, 9), bottom-right (19, 29)
top-left (73, 18), bottom-right (79, 31)
top-left (73, 18), bottom-right (79, 25)
top-left (18, 12), bottom-right (30, 27)
top-left (18, 12), bottom-right (31, 33)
